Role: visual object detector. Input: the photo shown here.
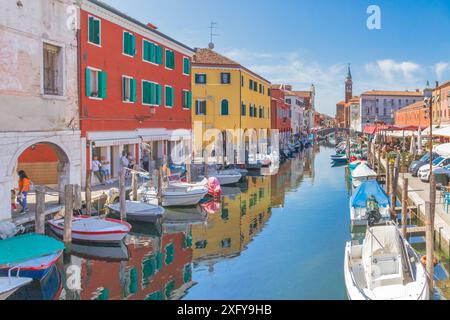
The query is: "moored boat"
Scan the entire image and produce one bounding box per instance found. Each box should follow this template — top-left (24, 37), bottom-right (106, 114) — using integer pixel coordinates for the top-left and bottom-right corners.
top-left (49, 216), bottom-right (131, 244)
top-left (108, 201), bottom-right (165, 222)
top-left (344, 224), bottom-right (429, 300)
top-left (351, 163), bottom-right (377, 188)
top-left (137, 183), bottom-right (208, 207)
top-left (0, 277), bottom-right (32, 300)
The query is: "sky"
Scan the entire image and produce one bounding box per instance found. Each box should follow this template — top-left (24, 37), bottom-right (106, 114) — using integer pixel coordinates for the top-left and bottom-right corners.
top-left (102, 0), bottom-right (450, 116)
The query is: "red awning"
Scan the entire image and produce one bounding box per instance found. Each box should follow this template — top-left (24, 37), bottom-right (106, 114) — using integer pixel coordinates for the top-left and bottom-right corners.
top-left (363, 125), bottom-right (377, 135)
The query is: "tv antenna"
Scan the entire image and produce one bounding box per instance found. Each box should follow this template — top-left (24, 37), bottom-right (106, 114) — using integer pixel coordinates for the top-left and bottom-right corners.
top-left (208, 21), bottom-right (219, 49)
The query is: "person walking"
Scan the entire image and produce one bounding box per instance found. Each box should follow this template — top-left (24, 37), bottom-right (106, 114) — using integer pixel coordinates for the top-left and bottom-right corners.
top-left (92, 156), bottom-right (105, 185)
top-left (142, 149), bottom-right (150, 172)
top-left (17, 170), bottom-right (30, 213)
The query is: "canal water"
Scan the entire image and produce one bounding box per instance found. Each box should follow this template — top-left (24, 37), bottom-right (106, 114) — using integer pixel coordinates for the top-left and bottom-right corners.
top-left (7, 144), bottom-right (450, 300)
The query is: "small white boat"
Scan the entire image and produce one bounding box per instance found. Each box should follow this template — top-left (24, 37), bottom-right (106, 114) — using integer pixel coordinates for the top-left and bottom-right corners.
top-left (0, 276), bottom-right (32, 300)
top-left (137, 183), bottom-right (208, 207)
top-left (210, 169), bottom-right (242, 186)
top-left (49, 216), bottom-right (131, 243)
top-left (352, 163), bottom-right (377, 188)
top-left (344, 224), bottom-right (429, 300)
top-left (107, 201), bottom-right (165, 222)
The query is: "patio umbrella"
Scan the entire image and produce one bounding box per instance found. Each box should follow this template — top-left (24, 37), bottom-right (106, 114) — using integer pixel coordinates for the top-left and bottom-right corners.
top-left (417, 127), bottom-right (423, 154)
top-left (410, 133), bottom-right (417, 155)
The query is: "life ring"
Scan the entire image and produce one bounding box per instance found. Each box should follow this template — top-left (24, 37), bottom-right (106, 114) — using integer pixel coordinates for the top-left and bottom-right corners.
top-left (421, 255), bottom-right (438, 267)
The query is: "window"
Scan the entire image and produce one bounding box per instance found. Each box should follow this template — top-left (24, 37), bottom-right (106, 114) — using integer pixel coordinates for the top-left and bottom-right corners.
top-left (182, 90), bottom-right (192, 109)
top-left (122, 76), bottom-right (136, 103)
top-left (221, 72), bottom-right (231, 84)
top-left (195, 240), bottom-right (208, 249)
top-left (165, 86), bottom-right (174, 107)
top-left (253, 81), bottom-right (258, 91)
top-left (142, 80), bottom-right (162, 106)
top-left (183, 57), bottom-right (190, 75)
top-left (241, 102), bottom-right (246, 116)
top-left (43, 43), bottom-right (63, 96)
top-left (86, 67), bottom-right (106, 99)
top-left (241, 75), bottom-right (244, 87)
top-left (195, 74), bottom-right (207, 84)
top-left (165, 243), bottom-right (174, 265)
top-left (249, 79), bottom-right (253, 90)
top-left (221, 99), bottom-right (229, 115)
top-left (259, 84), bottom-right (262, 93)
top-left (165, 49), bottom-right (175, 69)
top-left (221, 238), bottom-right (231, 248)
top-left (143, 40), bottom-right (163, 65)
top-left (88, 16), bottom-right (101, 45)
top-left (286, 98), bottom-right (291, 104)
top-left (123, 31), bottom-right (136, 57)
top-left (195, 100), bottom-right (206, 115)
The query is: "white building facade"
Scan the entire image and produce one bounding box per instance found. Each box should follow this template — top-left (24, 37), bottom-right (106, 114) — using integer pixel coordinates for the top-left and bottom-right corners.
top-left (0, 0), bottom-right (82, 221)
top-left (359, 90), bottom-right (423, 131)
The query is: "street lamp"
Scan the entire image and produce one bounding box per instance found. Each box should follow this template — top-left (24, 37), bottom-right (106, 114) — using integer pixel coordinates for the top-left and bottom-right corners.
top-left (423, 86), bottom-right (433, 174)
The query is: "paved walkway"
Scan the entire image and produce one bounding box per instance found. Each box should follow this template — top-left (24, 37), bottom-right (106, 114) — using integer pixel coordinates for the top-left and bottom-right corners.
top-left (11, 179), bottom-right (133, 226)
top-left (377, 148), bottom-right (450, 253)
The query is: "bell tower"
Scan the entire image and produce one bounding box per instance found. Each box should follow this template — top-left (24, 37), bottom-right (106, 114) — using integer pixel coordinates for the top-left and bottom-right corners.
top-left (345, 63), bottom-right (353, 103)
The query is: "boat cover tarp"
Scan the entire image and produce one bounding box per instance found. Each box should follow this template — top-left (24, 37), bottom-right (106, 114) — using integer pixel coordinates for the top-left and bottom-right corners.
top-left (108, 201), bottom-right (163, 214)
top-left (351, 180), bottom-right (389, 209)
top-left (0, 233), bottom-right (64, 265)
top-left (352, 163), bottom-right (377, 179)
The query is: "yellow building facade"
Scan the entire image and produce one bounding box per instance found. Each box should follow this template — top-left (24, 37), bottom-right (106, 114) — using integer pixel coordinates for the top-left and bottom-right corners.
top-left (191, 49), bottom-right (271, 162)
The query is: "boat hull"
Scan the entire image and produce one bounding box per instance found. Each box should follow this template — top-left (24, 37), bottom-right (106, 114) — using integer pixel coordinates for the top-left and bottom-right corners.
top-left (0, 277), bottom-right (33, 300)
top-left (216, 175), bottom-right (242, 186)
top-left (0, 251), bottom-right (62, 280)
top-left (48, 217), bottom-right (131, 244)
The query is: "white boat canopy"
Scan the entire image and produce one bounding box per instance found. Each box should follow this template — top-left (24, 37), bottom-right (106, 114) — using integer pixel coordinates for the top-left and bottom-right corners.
top-left (433, 125), bottom-right (450, 138)
top-left (352, 163), bottom-right (377, 179)
top-left (434, 143), bottom-right (450, 157)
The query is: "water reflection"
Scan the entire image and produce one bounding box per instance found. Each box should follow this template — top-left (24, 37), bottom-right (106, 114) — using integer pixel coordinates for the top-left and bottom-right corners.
top-left (6, 147), bottom-right (363, 300)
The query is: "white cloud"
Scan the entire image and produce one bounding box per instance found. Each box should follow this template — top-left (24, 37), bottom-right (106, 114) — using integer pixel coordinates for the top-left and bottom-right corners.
top-left (435, 62), bottom-right (450, 80)
top-left (365, 59), bottom-right (422, 82)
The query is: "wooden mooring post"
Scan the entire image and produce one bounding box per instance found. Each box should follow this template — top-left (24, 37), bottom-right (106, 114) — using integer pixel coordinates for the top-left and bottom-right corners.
top-left (402, 178), bottom-right (408, 238)
top-left (131, 167), bottom-right (138, 201)
top-left (35, 186), bottom-right (46, 235)
top-left (157, 167), bottom-right (163, 206)
top-left (386, 160), bottom-right (391, 199)
top-left (391, 154), bottom-right (400, 217)
top-left (74, 184), bottom-right (82, 212)
top-left (63, 184), bottom-right (74, 248)
top-left (377, 147), bottom-right (381, 175)
top-left (425, 201), bottom-right (435, 299)
top-left (85, 170), bottom-right (92, 215)
top-left (119, 170), bottom-right (126, 220)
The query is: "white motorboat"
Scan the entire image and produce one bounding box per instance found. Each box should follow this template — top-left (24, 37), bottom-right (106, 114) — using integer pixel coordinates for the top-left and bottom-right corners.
top-left (209, 169), bottom-right (242, 186)
top-left (344, 224), bottom-right (429, 300)
top-left (351, 163), bottom-right (377, 188)
top-left (49, 216), bottom-right (131, 243)
top-left (137, 183), bottom-right (208, 207)
top-left (108, 201), bottom-right (165, 222)
top-left (0, 276), bottom-right (32, 300)
top-left (350, 180), bottom-right (391, 227)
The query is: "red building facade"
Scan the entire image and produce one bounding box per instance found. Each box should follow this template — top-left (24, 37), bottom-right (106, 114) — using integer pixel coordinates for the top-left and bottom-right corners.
top-left (270, 85), bottom-right (292, 148)
top-left (79, 0), bottom-right (194, 184)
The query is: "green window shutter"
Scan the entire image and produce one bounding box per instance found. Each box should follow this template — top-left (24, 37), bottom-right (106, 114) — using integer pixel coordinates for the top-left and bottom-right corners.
top-left (165, 280), bottom-right (175, 300)
top-left (131, 34), bottom-right (136, 56)
top-left (149, 83), bottom-right (155, 104)
top-left (156, 252), bottom-right (163, 270)
top-left (128, 267), bottom-right (138, 295)
top-left (122, 77), bottom-right (126, 101)
top-left (165, 87), bottom-right (171, 106)
top-left (195, 100), bottom-right (199, 115)
top-left (94, 19), bottom-right (100, 44)
top-left (145, 291), bottom-right (163, 301)
top-left (143, 41), bottom-right (148, 61)
top-left (85, 68), bottom-right (91, 97)
top-left (130, 78), bottom-right (136, 102)
top-left (142, 82), bottom-right (148, 104)
top-left (187, 91), bottom-right (192, 109)
top-left (165, 50), bottom-right (170, 68)
top-left (123, 32), bottom-right (128, 54)
top-left (183, 58), bottom-right (190, 74)
top-left (99, 71), bottom-right (107, 98)
top-left (156, 84), bottom-right (162, 106)
top-left (165, 243), bottom-right (174, 265)
top-left (88, 17), bottom-right (95, 43)
top-left (183, 264), bottom-right (192, 284)
top-left (156, 46), bottom-right (163, 65)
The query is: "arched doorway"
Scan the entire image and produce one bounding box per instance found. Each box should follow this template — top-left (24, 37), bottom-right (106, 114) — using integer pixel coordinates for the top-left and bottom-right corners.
top-left (6, 141), bottom-right (71, 219)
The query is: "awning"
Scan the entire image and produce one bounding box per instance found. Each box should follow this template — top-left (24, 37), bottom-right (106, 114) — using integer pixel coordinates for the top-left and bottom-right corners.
top-left (168, 129), bottom-right (192, 142)
top-left (433, 125), bottom-right (450, 137)
top-left (87, 131), bottom-right (141, 147)
top-left (434, 143), bottom-right (450, 157)
top-left (136, 128), bottom-right (169, 142)
top-left (363, 125), bottom-right (377, 135)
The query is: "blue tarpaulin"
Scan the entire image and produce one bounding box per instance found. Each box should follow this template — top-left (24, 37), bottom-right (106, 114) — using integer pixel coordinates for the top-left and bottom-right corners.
top-left (351, 180), bottom-right (390, 208)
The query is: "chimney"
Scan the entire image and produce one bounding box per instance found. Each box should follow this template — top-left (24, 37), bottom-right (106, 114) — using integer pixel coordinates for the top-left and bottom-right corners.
top-left (436, 81), bottom-right (439, 88)
top-left (147, 22), bottom-right (158, 30)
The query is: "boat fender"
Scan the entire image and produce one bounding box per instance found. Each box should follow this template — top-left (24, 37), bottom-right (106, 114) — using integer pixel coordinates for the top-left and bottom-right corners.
top-left (420, 255), bottom-right (438, 267)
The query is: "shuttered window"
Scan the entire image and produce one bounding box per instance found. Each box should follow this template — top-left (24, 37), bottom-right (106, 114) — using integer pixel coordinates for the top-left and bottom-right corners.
top-left (143, 40), bottom-right (163, 64)
top-left (165, 243), bottom-right (174, 265)
top-left (182, 90), bottom-right (192, 109)
top-left (142, 80), bottom-right (162, 106)
top-left (122, 76), bottom-right (136, 103)
top-left (86, 67), bottom-right (106, 99)
top-left (183, 57), bottom-right (190, 75)
top-left (88, 16), bottom-right (101, 45)
top-left (165, 49), bottom-right (175, 69)
top-left (221, 99), bottom-right (229, 116)
top-left (195, 100), bottom-right (206, 115)
top-left (123, 31), bottom-right (136, 57)
top-left (165, 86), bottom-right (174, 107)
top-left (241, 102), bottom-right (246, 116)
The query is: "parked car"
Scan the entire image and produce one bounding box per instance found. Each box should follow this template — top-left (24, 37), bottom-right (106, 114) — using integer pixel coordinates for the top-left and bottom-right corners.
top-left (418, 156), bottom-right (450, 182)
top-left (409, 152), bottom-right (439, 177)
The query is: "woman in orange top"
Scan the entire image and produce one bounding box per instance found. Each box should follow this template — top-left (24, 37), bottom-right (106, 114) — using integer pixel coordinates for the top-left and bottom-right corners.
top-left (18, 170), bottom-right (30, 213)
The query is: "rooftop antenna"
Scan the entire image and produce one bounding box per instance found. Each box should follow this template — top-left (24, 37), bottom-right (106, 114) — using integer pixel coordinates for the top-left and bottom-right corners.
top-left (208, 21), bottom-right (219, 49)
